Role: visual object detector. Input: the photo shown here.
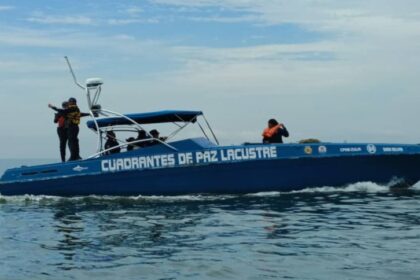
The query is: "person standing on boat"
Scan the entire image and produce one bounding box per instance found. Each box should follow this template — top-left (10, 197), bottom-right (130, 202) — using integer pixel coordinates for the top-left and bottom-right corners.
top-left (49, 97), bottom-right (88, 161)
top-left (262, 119), bottom-right (289, 144)
top-left (53, 101), bottom-right (69, 162)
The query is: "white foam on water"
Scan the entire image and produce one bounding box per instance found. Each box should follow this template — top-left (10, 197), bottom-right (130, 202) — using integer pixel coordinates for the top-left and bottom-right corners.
top-left (0, 194), bottom-right (63, 203)
top-left (120, 194), bottom-right (237, 202)
top-left (0, 193), bottom-right (236, 204)
top-left (290, 181), bottom-right (390, 194)
top-left (246, 191), bottom-right (281, 197)
top-left (1, 180), bottom-right (419, 204)
top-left (412, 181), bottom-right (420, 191)
top-left (247, 182), bottom-right (397, 197)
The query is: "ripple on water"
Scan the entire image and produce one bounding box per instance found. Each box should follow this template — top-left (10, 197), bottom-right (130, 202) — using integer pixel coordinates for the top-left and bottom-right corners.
top-left (0, 182), bottom-right (420, 279)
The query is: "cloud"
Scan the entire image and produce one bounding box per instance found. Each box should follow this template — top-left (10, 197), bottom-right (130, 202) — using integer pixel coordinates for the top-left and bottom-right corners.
top-left (26, 15), bottom-right (93, 25)
top-left (0, 59), bottom-right (66, 74)
top-left (154, 0), bottom-right (420, 31)
top-left (0, 5), bottom-right (13, 11)
top-left (0, 27), bottom-right (162, 53)
top-left (173, 43), bottom-right (339, 62)
top-left (1, 0), bottom-right (420, 158)
top-left (0, 28), bottom-right (73, 47)
top-left (125, 6), bottom-right (143, 16)
top-left (108, 18), bottom-right (159, 25)
top-left (187, 14), bottom-right (258, 23)
top-left (154, 1), bottom-right (420, 63)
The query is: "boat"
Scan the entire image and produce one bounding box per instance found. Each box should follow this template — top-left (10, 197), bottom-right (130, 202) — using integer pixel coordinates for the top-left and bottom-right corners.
top-left (1, 58), bottom-right (420, 196)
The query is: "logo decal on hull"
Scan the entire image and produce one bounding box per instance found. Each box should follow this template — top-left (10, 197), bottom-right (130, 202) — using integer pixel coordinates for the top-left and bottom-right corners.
top-left (73, 165), bottom-right (89, 172)
top-left (318, 146), bottom-right (327, 154)
top-left (304, 146), bottom-right (313, 154)
top-left (367, 144), bottom-right (377, 154)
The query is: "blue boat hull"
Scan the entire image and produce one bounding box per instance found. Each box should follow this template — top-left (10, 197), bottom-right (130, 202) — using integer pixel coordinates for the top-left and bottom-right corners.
top-left (1, 154), bottom-right (419, 196)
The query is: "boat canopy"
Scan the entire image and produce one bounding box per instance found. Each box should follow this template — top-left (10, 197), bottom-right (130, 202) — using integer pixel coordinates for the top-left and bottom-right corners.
top-left (86, 110), bottom-right (203, 129)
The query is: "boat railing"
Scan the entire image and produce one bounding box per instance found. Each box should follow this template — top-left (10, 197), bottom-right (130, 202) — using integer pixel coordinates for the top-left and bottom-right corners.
top-left (87, 137), bottom-right (175, 159)
top-left (89, 108), bottom-right (179, 154)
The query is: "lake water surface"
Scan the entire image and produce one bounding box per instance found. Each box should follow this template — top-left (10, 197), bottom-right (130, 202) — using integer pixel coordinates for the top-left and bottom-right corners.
top-left (1, 182), bottom-right (420, 280)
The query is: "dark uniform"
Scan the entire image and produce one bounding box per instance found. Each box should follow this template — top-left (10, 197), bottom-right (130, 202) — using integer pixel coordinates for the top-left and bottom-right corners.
top-left (54, 111), bottom-right (68, 162)
top-left (67, 104), bottom-right (82, 160)
top-left (148, 129), bottom-right (164, 147)
top-left (104, 138), bottom-right (121, 155)
top-left (136, 130), bottom-right (150, 148)
top-left (104, 131), bottom-right (120, 155)
top-left (125, 137), bottom-right (136, 151)
top-left (51, 103), bottom-right (83, 161)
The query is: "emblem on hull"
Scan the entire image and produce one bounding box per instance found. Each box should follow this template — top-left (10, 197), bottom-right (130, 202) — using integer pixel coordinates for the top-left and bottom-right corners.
top-left (304, 146), bottom-right (313, 154)
top-left (73, 165), bottom-right (89, 172)
top-left (318, 145), bottom-right (327, 154)
top-left (367, 144), bottom-right (377, 154)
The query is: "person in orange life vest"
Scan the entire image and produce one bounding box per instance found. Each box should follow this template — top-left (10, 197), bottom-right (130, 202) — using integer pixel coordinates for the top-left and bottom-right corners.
top-left (53, 101), bottom-right (69, 162)
top-left (262, 119), bottom-right (289, 144)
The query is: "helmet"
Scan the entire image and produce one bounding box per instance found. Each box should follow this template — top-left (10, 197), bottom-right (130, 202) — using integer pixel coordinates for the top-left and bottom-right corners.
top-left (61, 101), bottom-right (69, 108)
top-left (68, 97), bottom-right (77, 103)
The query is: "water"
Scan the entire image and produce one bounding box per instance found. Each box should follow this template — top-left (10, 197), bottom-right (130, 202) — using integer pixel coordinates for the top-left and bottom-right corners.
top-left (1, 183), bottom-right (420, 280)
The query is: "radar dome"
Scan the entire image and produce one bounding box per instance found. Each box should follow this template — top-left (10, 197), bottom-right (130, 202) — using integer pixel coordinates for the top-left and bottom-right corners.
top-left (86, 78), bottom-right (103, 88)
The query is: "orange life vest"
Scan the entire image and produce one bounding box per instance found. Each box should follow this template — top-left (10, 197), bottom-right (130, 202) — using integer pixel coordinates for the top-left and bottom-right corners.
top-left (57, 116), bottom-right (66, 128)
top-left (262, 124), bottom-right (282, 138)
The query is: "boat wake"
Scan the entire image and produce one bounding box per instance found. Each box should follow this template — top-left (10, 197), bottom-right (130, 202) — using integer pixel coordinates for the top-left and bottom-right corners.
top-left (292, 181), bottom-right (392, 194)
top-left (0, 180), bottom-right (419, 204)
top-left (412, 181), bottom-right (420, 190)
top-left (246, 179), bottom-right (418, 197)
top-left (0, 193), bottom-right (238, 204)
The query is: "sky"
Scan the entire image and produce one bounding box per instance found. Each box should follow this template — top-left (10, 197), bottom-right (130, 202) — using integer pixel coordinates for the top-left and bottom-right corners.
top-left (1, 0), bottom-right (420, 159)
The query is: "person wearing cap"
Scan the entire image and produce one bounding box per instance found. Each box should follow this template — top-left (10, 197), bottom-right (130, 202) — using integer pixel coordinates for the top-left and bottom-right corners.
top-left (104, 131), bottom-right (120, 155)
top-left (135, 129), bottom-right (150, 148)
top-left (125, 137), bottom-right (136, 151)
top-left (148, 129), bottom-right (167, 146)
top-left (53, 101), bottom-right (69, 162)
top-left (49, 97), bottom-right (89, 161)
top-left (262, 119), bottom-right (289, 144)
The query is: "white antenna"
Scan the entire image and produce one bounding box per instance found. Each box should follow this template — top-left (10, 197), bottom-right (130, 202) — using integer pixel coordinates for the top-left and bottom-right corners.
top-left (64, 56), bottom-right (85, 90)
top-left (64, 56), bottom-right (104, 111)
